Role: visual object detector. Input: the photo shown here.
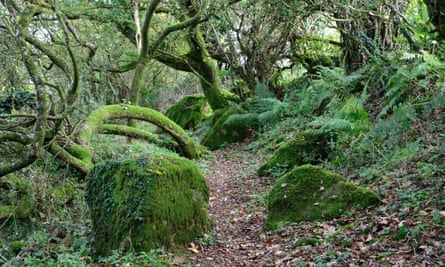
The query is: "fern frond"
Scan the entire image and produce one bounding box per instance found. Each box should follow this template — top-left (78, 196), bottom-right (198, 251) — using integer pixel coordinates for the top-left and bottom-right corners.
top-left (307, 96), bottom-right (371, 136)
top-left (253, 82), bottom-right (277, 99)
top-left (308, 117), bottom-right (357, 135)
top-left (422, 86), bottom-right (445, 117)
top-left (294, 84), bottom-right (333, 116)
top-left (313, 66), bottom-right (364, 94)
top-left (224, 113), bottom-right (260, 129)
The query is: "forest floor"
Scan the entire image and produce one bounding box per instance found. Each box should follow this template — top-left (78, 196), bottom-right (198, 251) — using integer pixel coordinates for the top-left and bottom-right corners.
top-left (185, 141), bottom-right (445, 266)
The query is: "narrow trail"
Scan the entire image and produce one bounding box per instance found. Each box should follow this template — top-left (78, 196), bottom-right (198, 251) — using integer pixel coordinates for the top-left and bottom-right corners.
top-left (186, 141), bottom-right (445, 266)
top-left (188, 142), bottom-right (279, 266)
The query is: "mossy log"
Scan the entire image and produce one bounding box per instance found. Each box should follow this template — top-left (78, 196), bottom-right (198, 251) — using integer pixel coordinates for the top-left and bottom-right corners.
top-left (266, 165), bottom-right (380, 229)
top-left (85, 154), bottom-right (210, 256)
top-left (80, 104), bottom-right (200, 159)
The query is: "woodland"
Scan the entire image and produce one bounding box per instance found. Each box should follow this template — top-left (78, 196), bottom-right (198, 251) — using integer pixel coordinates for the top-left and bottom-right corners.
top-left (0, 0), bottom-right (444, 266)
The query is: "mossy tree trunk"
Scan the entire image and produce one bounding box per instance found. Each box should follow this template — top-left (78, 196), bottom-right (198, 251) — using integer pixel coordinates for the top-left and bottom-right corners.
top-left (334, 1), bottom-right (407, 73)
top-left (156, 26), bottom-right (232, 110)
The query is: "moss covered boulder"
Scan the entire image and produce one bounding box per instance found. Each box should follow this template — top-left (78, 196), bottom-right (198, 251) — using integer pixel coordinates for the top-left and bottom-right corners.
top-left (85, 154), bottom-right (210, 256)
top-left (50, 182), bottom-right (75, 206)
top-left (258, 131), bottom-right (333, 177)
top-left (202, 108), bottom-right (259, 150)
top-left (0, 174), bottom-right (35, 220)
top-left (266, 165), bottom-right (380, 229)
top-left (165, 95), bottom-right (211, 129)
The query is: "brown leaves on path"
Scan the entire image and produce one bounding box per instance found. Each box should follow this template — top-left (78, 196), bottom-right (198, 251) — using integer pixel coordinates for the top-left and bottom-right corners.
top-left (186, 141), bottom-right (445, 266)
top-left (187, 142), bottom-right (277, 266)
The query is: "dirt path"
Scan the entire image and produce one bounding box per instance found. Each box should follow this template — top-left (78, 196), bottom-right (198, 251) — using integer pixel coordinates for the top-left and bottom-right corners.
top-left (186, 142), bottom-right (445, 266)
top-left (188, 143), bottom-right (278, 266)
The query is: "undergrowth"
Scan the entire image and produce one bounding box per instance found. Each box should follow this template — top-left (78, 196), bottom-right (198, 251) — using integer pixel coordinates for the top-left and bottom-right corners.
top-left (1, 51), bottom-right (444, 265)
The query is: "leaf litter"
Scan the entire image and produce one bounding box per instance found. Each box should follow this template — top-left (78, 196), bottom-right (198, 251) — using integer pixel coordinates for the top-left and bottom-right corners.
top-left (186, 141), bottom-right (445, 266)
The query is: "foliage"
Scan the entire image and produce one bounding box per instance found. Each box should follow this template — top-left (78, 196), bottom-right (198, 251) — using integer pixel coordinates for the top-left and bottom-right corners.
top-left (201, 108), bottom-right (255, 150)
top-left (1, 0), bottom-right (444, 265)
top-left (307, 96), bottom-right (371, 136)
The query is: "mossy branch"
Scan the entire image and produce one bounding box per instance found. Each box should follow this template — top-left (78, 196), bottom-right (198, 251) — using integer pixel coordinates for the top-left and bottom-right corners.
top-left (48, 143), bottom-right (92, 175)
top-left (0, 154), bottom-right (37, 178)
top-left (80, 104), bottom-right (200, 159)
top-left (101, 124), bottom-right (179, 149)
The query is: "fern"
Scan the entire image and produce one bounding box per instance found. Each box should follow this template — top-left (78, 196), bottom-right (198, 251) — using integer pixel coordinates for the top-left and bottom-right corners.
top-left (293, 83), bottom-right (333, 116)
top-left (378, 52), bottom-right (445, 118)
top-left (422, 86), bottom-right (445, 117)
top-left (378, 64), bottom-right (412, 118)
top-left (313, 66), bottom-right (364, 95)
top-left (308, 117), bottom-right (358, 135)
top-left (253, 82), bottom-right (277, 99)
top-left (224, 113), bottom-right (260, 128)
top-left (238, 83), bottom-right (289, 128)
top-left (307, 96), bottom-right (371, 135)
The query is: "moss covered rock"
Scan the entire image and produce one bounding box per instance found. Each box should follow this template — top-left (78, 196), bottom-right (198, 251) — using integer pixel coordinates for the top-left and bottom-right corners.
top-left (202, 108), bottom-right (259, 150)
top-left (165, 95), bottom-right (211, 129)
top-left (266, 165), bottom-right (380, 229)
top-left (85, 154), bottom-right (210, 256)
top-left (258, 131), bottom-right (333, 177)
top-left (0, 174), bottom-right (35, 220)
top-left (50, 182), bottom-right (75, 206)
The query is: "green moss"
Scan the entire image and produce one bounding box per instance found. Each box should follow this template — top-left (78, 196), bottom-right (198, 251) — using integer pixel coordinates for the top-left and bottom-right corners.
top-left (66, 144), bottom-right (93, 166)
top-left (202, 108), bottom-right (259, 150)
top-left (9, 241), bottom-right (27, 254)
top-left (14, 195), bottom-right (35, 218)
top-left (266, 165), bottom-right (380, 229)
top-left (0, 205), bottom-right (15, 219)
top-left (294, 238), bottom-right (322, 247)
top-left (165, 95), bottom-right (212, 129)
top-left (258, 131), bottom-right (333, 177)
top-left (0, 174), bottom-right (35, 219)
top-left (50, 182), bottom-right (75, 206)
top-left (1, 174), bottom-right (29, 192)
top-left (85, 154), bottom-right (210, 256)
